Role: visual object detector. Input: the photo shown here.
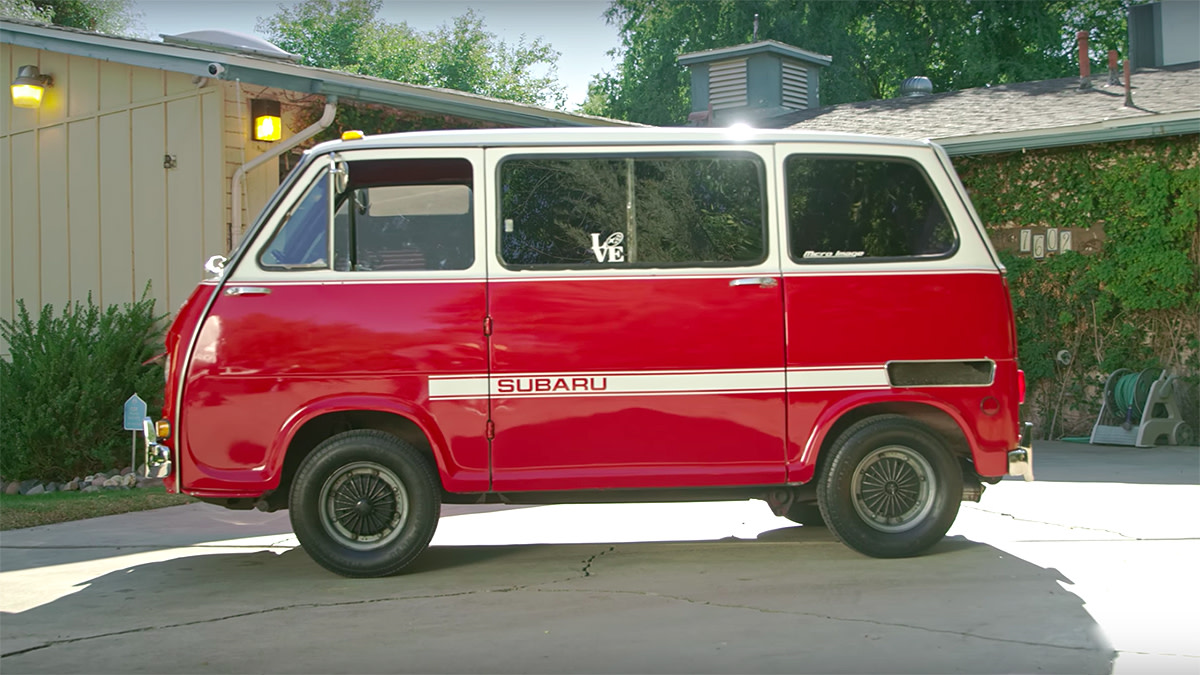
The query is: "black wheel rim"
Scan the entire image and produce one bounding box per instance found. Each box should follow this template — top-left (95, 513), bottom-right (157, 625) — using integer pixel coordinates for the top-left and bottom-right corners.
top-left (319, 461), bottom-right (409, 551)
top-left (850, 445), bottom-right (935, 533)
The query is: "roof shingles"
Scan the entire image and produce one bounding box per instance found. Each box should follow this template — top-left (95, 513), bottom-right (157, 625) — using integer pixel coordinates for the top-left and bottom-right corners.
top-left (771, 62), bottom-right (1200, 140)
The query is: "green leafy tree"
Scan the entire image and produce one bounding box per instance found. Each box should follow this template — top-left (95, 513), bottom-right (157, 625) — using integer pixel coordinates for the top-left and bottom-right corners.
top-left (587, 0), bottom-right (1130, 125)
top-left (0, 0), bottom-right (140, 34)
top-left (257, 0), bottom-right (566, 108)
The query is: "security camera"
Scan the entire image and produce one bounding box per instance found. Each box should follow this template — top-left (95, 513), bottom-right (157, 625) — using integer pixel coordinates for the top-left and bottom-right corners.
top-left (206, 63), bottom-right (226, 77)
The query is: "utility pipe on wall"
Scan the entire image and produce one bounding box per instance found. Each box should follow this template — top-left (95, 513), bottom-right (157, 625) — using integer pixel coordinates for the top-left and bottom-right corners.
top-left (229, 95), bottom-right (338, 249)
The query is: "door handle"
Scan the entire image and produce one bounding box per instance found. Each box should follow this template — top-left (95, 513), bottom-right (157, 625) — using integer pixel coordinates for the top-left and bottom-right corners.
top-left (729, 277), bottom-right (778, 288)
top-left (224, 286), bottom-right (272, 296)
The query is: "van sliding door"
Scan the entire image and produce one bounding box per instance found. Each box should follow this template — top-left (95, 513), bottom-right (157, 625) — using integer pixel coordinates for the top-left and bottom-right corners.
top-left (483, 146), bottom-right (787, 491)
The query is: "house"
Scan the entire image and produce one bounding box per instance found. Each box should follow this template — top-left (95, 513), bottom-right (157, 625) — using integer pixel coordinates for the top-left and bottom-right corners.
top-left (0, 18), bottom-right (631, 333)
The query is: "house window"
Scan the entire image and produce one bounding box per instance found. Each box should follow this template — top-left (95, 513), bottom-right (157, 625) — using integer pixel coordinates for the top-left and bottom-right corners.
top-left (786, 156), bottom-right (956, 262)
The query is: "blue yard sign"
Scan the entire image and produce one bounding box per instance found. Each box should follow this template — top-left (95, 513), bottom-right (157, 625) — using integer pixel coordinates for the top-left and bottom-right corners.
top-left (123, 394), bottom-right (147, 431)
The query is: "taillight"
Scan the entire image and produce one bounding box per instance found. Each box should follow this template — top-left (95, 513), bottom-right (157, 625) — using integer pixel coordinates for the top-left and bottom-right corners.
top-left (1017, 369), bottom-right (1026, 404)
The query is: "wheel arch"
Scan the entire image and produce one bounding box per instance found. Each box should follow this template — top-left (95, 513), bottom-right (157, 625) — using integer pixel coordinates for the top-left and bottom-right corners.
top-left (795, 396), bottom-right (975, 484)
top-left (266, 396), bottom-right (448, 508)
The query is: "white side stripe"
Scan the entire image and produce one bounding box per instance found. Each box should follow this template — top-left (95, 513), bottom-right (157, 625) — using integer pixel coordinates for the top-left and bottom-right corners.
top-left (429, 366), bottom-right (893, 400)
top-left (786, 366), bottom-right (890, 390)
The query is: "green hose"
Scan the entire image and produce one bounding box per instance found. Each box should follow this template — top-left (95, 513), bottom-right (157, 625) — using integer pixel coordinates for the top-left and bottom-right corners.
top-left (1108, 368), bottom-right (1161, 424)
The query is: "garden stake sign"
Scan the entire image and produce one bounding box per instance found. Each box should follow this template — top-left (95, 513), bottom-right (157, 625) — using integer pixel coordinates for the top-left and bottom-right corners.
top-left (123, 394), bottom-right (147, 476)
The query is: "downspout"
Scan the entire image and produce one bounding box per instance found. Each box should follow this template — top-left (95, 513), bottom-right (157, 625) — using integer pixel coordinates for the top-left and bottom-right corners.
top-left (229, 95), bottom-right (338, 249)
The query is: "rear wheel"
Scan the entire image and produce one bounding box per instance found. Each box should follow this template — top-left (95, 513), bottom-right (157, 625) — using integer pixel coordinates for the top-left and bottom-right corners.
top-left (817, 415), bottom-right (961, 558)
top-left (290, 430), bottom-right (440, 577)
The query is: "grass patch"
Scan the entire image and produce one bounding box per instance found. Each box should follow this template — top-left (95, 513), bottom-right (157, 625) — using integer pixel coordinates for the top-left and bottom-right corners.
top-left (0, 487), bottom-right (195, 530)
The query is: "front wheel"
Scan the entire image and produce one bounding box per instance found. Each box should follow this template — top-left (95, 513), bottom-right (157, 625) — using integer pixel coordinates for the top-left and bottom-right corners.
top-left (817, 415), bottom-right (961, 558)
top-left (289, 430), bottom-right (440, 577)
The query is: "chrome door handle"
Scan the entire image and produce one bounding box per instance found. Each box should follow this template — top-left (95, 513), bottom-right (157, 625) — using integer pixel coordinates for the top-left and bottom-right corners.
top-left (224, 286), bottom-right (272, 296)
top-left (729, 277), bottom-right (778, 288)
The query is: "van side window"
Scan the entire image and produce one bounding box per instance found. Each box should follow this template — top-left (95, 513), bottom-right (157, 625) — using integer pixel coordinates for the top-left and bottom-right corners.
top-left (785, 156), bottom-right (956, 262)
top-left (499, 154), bottom-right (766, 269)
top-left (260, 169), bottom-right (331, 269)
top-left (334, 158), bottom-right (475, 272)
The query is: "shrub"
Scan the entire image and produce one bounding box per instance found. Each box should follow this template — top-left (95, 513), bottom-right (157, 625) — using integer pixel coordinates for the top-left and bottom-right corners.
top-left (0, 287), bottom-right (165, 480)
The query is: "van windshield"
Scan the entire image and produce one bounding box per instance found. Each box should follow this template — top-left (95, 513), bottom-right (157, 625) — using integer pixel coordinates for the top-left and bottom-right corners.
top-left (260, 169), bottom-right (330, 269)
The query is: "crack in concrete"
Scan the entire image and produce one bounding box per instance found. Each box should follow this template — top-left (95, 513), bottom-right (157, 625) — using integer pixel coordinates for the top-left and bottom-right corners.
top-left (579, 545), bottom-right (616, 577)
top-left (0, 571), bottom-right (592, 660)
top-left (532, 586), bottom-right (1103, 654)
top-left (966, 507), bottom-right (1148, 540)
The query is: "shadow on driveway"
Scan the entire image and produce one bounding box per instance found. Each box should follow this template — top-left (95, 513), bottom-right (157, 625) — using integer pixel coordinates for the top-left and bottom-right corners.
top-left (1, 525), bottom-right (1112, 674)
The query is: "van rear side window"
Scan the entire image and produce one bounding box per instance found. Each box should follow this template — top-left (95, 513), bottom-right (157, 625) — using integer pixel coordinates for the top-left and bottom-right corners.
top-left (499, 153), bottom-right (766, 269)
top-left (786, 156), bottom-right (956, 262)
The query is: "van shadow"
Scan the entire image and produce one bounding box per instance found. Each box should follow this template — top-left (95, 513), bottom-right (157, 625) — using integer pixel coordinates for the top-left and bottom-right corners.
top-left (1, 528), bottom-right (1113, 674)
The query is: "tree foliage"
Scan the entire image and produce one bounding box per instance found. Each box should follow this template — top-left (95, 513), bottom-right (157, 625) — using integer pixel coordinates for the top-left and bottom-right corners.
top-left (0, 0), bottom-right (139, 34)
top-left (256, 0), bottom-right (566, 108)
top-left (585, 0), bottom-right (1130, 125)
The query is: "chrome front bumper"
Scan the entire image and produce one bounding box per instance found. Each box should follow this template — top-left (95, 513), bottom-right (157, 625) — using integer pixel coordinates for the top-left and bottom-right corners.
top-left (1008, 422), bottom-right (1034, 481)
top-left (142, 417), bottom-right (173, 478)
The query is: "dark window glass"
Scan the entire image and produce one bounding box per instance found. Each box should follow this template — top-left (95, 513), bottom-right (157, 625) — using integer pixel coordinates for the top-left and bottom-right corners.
top-left (786, 157), bottom-right (955, 262)
top-left (333, 158), bottom-right (474, 272)
top-left (260, 169), bottom-right (331, 269)
top-left (499, 154), bottom-right (766, 268)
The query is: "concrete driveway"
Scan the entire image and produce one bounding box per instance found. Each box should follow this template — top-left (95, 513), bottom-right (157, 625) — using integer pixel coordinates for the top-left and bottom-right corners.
top-left (1, 442), bottom-right (1196, 674)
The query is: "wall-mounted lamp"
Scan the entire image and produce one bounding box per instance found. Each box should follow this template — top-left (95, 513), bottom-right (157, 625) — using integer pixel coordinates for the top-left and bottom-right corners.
top-left (11, 65), bottom-right (52, 109)
top-left (251, 99), bottom-right (282, 142)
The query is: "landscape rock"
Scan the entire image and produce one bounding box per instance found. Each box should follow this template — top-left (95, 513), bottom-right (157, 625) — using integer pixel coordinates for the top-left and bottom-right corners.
top-left (3, 481), bottom-right (18, 495)
top-left (45, 482), bottom-right (59, 493)
top-left (121, 466), bottom-right (133, 476)
top-left (81, 485), bottom-right (99, 493)
top-left (91, 477), bottom-right (108, 488)
top-left (122, 473), bottom-right (137, 487)
top-left (103, 476), bottom-right (122, 488)
top-left (26, 484), bottom-right (45, 496)
top-left (136, 477), bottom-right (161, 489)
top-left (18, 479), bottom-right (40, 495)
top-left (64, 479), bottom-right (79, 491)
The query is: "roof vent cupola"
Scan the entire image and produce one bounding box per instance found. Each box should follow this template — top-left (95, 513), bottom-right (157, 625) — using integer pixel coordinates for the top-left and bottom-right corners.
top-left (678, 40), bottom-right (832, 126)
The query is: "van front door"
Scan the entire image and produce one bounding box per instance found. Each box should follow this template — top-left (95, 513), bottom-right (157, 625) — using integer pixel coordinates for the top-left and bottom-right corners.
top-left (484, 148), bottom-right (786, 491)
top-left (181, 149), bottom-right (490, 494)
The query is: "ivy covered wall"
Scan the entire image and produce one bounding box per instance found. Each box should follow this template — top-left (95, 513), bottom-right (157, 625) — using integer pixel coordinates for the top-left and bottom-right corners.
top-left (954, 135), bottom-right (1199, 439)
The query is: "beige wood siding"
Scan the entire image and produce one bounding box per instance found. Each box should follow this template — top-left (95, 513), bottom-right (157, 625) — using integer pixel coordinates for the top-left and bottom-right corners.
top-left (221, 82), bottom-right (316, 243)
top-left (1, 45), bottom-right (227, 342)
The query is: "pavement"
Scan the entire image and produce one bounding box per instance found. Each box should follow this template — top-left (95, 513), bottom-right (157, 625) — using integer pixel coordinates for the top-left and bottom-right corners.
top-left (0, 440), bottom-right (1196, 674)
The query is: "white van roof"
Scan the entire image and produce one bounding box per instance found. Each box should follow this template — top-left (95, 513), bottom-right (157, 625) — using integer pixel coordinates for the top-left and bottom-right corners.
top-left (311, 126), bottom-right (936, 154)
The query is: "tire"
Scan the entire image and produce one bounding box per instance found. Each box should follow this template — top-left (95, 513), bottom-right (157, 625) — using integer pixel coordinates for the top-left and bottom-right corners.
top-left (289, 430), bottom-right (441, 577)
top-left (783, 501), bottom-right (826, 527)
top-left (817, 415), bottom-right (961, 558)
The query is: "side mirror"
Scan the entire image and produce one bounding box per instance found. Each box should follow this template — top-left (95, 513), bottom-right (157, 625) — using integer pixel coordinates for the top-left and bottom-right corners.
top-left (331, 159), bottom-right (350, 194)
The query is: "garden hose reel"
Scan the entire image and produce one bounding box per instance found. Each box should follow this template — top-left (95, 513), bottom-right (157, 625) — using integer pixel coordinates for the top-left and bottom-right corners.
top-left (1090, 369), bottom-right (1194, 447)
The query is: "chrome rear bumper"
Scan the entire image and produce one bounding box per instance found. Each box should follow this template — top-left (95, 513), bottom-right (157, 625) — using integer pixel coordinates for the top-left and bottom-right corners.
top-left (1008, 422), bottom-right (1034, 481)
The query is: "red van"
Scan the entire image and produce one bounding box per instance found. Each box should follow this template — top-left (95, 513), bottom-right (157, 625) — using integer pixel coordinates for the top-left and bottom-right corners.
top-left (147, 128), bottom-right (1033, 577)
